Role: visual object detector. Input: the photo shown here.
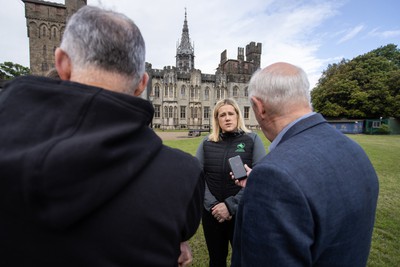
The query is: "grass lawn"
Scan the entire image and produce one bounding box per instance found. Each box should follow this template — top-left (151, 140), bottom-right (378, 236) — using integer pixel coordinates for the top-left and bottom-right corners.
top-left (163, 133), bottom-right (400, 266)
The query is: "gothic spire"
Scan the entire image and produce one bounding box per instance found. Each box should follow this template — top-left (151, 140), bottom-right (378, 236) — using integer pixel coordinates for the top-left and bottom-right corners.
top-left (176, 8), bottom-right (194, 72)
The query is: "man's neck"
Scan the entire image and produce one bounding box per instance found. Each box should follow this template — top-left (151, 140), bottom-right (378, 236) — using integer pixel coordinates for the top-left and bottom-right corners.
top-left (265, 107), bottom-right (312, 142)
top-left (70, 68), bottom-right (132, 95)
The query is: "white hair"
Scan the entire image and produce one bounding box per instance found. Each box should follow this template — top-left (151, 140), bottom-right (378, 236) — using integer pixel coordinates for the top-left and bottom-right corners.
top-left (248, 63), bottom-right (311, 114)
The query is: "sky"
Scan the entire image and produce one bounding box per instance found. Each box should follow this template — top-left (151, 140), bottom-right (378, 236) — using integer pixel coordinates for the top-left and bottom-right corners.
top-left (1, 0), bottom-right (399, 89)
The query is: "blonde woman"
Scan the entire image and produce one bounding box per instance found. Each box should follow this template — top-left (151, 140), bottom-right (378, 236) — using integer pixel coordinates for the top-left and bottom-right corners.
top-left (195, 98), bottom-right (266, 267)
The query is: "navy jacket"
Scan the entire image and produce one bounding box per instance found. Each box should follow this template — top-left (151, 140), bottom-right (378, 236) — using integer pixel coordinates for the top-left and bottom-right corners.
top-left (0, 76), bottom-right (204, 266)
top-left (232, 113), bottom-right (379, 267)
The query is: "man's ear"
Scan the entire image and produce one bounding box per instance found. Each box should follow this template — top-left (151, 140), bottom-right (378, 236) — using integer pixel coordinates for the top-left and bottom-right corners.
top-left (55, 48), bottom-right (72, 80)
top-left (251, 96), bottom-right (266, 119)
top-left (133, 72), bottom-right (149, 96)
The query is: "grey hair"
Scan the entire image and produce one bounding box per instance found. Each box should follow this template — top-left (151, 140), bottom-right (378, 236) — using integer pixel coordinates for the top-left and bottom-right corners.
top-left (60, 6), bottom-right (145, 89)
top-left (248, 63), bottom-right (311, 114)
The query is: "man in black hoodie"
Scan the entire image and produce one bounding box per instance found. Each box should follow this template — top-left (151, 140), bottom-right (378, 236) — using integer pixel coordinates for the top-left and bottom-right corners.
top-left (0, 6), bottom-right (204, 267)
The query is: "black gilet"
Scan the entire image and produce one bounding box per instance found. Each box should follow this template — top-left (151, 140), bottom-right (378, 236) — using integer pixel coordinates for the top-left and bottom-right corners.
top-left (203, 131), bottom-right (256, 201)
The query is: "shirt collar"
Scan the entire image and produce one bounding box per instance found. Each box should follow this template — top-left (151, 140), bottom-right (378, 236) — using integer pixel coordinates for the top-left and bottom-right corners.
top-left (269, 112), bottom-right (315, 152)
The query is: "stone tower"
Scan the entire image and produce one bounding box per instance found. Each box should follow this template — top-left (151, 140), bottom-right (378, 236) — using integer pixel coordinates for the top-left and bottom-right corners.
top-left (22, 0), bottom-right (87, 75)
top-left (245, 42), bottom-right (262, 69)
top-left (176, 9), bottom-right (195, 72)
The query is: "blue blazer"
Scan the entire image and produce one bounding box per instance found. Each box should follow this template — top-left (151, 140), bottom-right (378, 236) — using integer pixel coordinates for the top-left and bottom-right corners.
top-left (232, 113), bottom-right (379, 267)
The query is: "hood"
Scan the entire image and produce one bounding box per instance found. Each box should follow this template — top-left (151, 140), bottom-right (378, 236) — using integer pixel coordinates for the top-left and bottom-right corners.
top-left (0, 76), bottom-right (163, 229)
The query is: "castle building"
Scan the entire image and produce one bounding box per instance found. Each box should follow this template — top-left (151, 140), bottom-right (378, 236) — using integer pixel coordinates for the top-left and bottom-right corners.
top-left (22, 1), bottom-right (262, 130)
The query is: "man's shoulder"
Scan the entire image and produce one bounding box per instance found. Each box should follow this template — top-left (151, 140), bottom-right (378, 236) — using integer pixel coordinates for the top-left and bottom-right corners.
top-left (160, 145), bottom-right (201, 168)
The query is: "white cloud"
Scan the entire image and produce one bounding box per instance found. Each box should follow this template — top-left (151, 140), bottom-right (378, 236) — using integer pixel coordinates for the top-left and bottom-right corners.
top-left (337, 25), bottom-right (364, 44)
top-left (368, 28), bottom-right (400, 39)
top-left (5, 0), bottom-right (392, 91)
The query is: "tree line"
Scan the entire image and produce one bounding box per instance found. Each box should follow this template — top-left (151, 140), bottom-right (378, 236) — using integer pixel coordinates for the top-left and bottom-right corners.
top-left (311, 44), bottom-right (400, 119)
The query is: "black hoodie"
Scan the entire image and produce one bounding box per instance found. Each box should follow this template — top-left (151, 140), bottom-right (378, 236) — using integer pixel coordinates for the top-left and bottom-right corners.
top-left (0, 76), bottom-right (204, 266)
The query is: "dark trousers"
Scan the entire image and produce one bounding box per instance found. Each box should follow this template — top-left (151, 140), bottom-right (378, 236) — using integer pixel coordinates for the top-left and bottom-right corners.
top-left (202, 208), bottom-right (235, 267)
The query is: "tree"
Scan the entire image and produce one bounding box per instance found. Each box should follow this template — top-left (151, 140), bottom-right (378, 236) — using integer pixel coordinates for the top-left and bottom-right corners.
top-left (0, 61), bottom-right (30, 80)
top-left (311, 44), bottom-right (400, 119)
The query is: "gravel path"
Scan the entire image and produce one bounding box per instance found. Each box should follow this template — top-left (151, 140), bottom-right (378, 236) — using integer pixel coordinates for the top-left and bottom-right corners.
top-left (155, 131), bottom-right (190, 140)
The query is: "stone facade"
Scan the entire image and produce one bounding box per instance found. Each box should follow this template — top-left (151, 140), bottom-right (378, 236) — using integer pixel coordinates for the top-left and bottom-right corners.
top-left (23, 2), bottom-right (262, 129)
top-left (145, 11), bottom-right (262, 130)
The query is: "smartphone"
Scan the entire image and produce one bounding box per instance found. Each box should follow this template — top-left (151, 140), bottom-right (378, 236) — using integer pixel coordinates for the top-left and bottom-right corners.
top-left (228, 155), bottom-right (247, 180)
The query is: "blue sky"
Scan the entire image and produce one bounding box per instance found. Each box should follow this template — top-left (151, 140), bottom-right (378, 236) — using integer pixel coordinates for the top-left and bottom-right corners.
top-left (1, 0), bottom-right (399, 88)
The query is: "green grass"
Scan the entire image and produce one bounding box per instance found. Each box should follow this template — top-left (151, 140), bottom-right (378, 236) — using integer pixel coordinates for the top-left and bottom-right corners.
top-left (163, 133), bottom-right (400, 266)
top-left (348, 135), bottom-right (400, 267)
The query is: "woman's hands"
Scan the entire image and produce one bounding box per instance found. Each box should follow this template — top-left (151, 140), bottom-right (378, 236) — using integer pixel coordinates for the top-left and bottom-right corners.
top-left (211, 203), bottom-right (232, 223)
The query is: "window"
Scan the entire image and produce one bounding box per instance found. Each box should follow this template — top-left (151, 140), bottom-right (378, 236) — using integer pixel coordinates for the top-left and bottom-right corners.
top-left (181, 86), bottom-right (186, 98)
top-left (164, 106), bottom-right (168, 118)
top-left (244, 87), bottom-right (248, 97)
top-left (154, 85), bottom-right (160, 98)
top-left (204, 87), bottom-right (210, 100)
top-left (180, 106), bottom-right (186, 119)
top-left (216, 88), bottom-right (221, 99)
top-left (190, 87), bottom-right (195, 98)
top-left (168, 106), bottom-right (173, 118)
top-left (204, 107), bottom-right (210, 119)
top-left (52, 27), bottom-right (57, 40)
top-left (372, 121), bottom-right (381, 128)
top-left (233, 86), bottom-right (239, 97)
top-left (244, 106), bottom-right (250, 119)
top-left (40, 25), bottom-right (47, 38)
top-left (154, 105), bottom-right (160, 118)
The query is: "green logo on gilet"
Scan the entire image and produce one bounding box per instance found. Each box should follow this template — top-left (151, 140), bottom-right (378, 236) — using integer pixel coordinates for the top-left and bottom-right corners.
top-left (235, 143), bottom-right (245, 152)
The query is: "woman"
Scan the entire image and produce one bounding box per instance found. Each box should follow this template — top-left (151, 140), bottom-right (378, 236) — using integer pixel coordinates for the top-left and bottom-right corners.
top-left (196, 98), bottom-right (266, 267)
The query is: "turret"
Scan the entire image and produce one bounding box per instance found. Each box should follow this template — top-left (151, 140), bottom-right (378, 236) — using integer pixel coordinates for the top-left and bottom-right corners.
top-left (176, 9), bottom-right (195, 72)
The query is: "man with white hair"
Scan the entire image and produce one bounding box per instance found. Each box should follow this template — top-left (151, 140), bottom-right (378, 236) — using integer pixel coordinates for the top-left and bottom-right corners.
top-left (231, 62), bottom-right (379, 267)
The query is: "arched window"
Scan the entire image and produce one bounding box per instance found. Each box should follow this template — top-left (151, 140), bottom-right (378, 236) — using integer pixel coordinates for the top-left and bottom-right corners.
top-left (164, 84), bottom-right (168, 97)
top-left (169, 84), bottom-right (173, 97)
top-left (181, 86), bottom-right (186, 97)
top-left (164, 106), bottom-right (168, 118)
top-left (204, 87), bottom-right (210, 100)
top-left (40, 25), bottom-right (47, 38)
top-left (233, 86), bottom-right (239, 97)
top-left (244, 87), bottom-right (249, 97)
top-left (216, 88), bottom-right (221, 99)
top-left (154, 84), bottom-right (160, 98)
top-left (190, 87), bottom-right (195, 98)
top-left (52, 27), bottom-right (57, 40)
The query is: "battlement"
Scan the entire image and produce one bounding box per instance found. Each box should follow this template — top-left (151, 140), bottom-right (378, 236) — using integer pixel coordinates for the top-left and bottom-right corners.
top-left (246, 42), bottom-right (262, 54)
top-left (245, 41), bottom-right (262, 69)
top-left (164, 66), bottom-right (177, 71)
